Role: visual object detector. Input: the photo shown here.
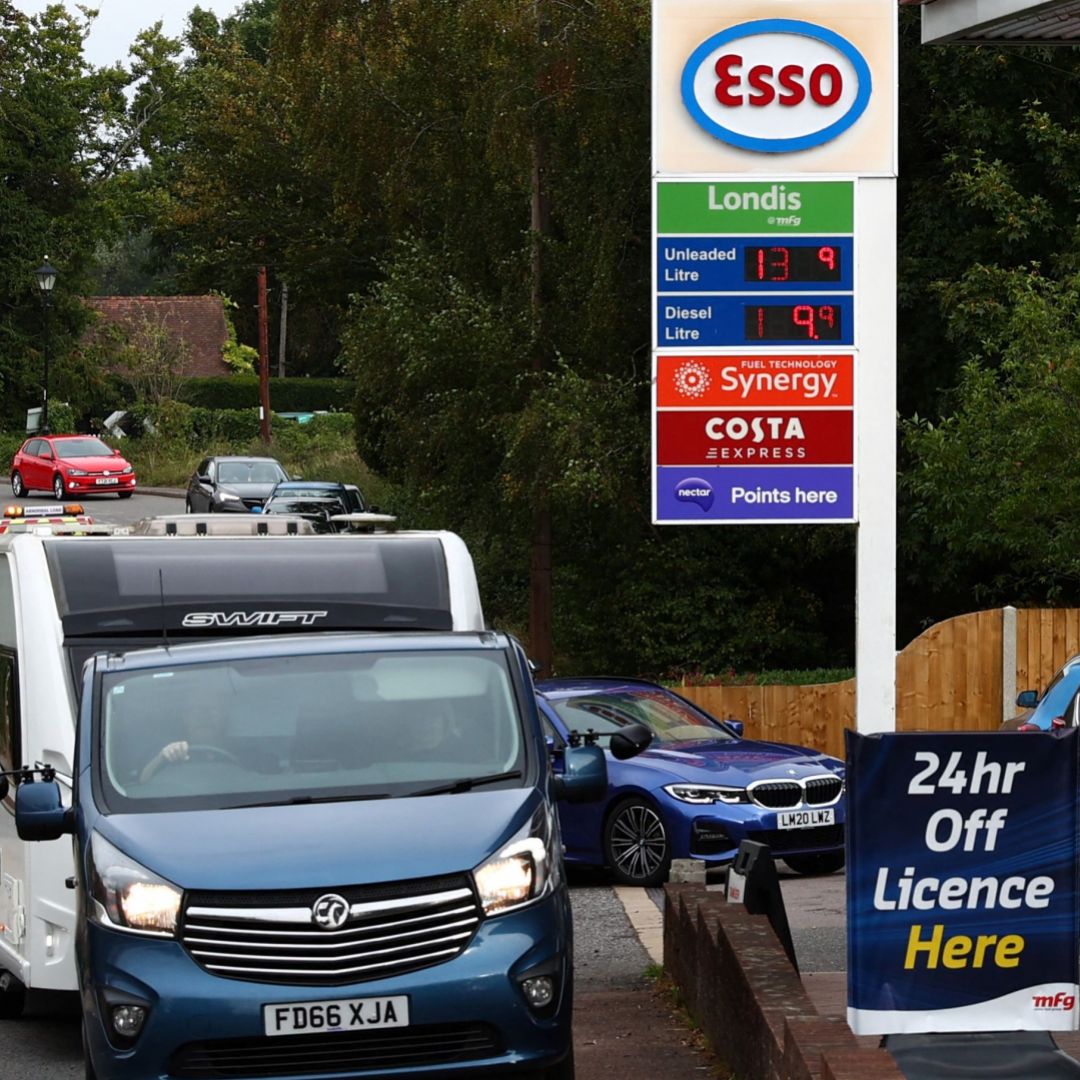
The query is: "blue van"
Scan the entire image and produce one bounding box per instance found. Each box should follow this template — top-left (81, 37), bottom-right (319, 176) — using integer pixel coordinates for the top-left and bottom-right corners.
top-left (15, 631), bottom-right (646, 1079)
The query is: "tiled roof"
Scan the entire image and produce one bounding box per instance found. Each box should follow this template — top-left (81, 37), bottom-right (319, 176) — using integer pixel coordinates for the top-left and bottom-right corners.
top-left (84, 296), bottom-right (231, 378)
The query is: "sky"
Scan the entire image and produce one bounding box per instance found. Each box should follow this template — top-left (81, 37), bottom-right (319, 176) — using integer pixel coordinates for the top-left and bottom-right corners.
top-left (13, 0), bottom-right (242, 69)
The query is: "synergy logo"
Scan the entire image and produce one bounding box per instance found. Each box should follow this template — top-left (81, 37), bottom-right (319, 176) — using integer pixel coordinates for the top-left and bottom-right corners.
top-left (675, 478), bottom-right (714, 512)
top-left (673, 361), bottom-right (711, 399)
top-left (681, 20), bottom-right (872, 153)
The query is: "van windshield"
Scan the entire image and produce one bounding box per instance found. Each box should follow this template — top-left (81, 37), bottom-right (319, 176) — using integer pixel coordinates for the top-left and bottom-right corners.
top-left (96, 649), bottom-right (525, 812)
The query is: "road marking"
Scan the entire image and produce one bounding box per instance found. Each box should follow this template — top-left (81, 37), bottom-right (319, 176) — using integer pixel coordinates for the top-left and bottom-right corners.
top-left (613, 886), bottom-right (664, 965)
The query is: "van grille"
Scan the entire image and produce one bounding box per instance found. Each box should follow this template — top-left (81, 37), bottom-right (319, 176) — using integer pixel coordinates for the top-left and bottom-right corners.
top-left (167, 1022), bottom-right (501, 1077)
top-left (179, 875), bottom-right (482, 986)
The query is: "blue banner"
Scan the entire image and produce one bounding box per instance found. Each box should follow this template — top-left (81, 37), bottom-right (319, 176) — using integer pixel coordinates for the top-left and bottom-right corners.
top-left (847, 730), bottom-right (1080, 1034)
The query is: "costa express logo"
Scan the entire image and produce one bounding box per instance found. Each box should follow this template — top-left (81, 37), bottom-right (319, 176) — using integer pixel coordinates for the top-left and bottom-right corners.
top-left (681, 20), bottom-right (872, 153)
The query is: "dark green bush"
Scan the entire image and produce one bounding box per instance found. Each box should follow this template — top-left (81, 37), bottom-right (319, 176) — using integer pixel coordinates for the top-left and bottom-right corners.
top-left (180, 377), bottom-right (355, 412)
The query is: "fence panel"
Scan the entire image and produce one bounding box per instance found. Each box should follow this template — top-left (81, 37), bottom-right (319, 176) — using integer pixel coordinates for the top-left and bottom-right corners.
top-left (679, 606), bottom-right (1043, 754)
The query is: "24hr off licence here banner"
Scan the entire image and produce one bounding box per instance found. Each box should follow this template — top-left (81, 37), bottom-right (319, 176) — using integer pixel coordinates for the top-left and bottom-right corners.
top-left (847, 730), bottom-right (1080, 1035)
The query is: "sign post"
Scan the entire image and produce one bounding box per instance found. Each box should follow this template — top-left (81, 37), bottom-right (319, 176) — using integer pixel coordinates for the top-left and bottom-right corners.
top-left (651, 0), bottom-right (897, 735)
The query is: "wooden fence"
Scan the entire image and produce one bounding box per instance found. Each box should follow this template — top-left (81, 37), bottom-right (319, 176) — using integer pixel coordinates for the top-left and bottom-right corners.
top-left (679, 607), bottom-right (1080, 759)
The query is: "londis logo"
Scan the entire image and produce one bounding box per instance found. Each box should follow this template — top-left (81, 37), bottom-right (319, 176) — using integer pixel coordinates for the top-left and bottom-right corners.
top-left (681, 20), bottom-right (872, 153)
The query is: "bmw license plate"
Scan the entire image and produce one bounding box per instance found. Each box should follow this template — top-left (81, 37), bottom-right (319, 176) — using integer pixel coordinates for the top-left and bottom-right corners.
top-left (263, 995), bottom-right (408, 1037)
top-left (777, 808), bottom-right (835, 830)
top-left (95, 477), bottom-right (119, 485)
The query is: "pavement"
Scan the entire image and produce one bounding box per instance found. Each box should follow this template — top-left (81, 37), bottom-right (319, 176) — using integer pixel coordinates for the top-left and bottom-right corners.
top-left (601, 870), bottom-right (1080, 1080)
top-left (571, 882), bottom-right (725, 1079)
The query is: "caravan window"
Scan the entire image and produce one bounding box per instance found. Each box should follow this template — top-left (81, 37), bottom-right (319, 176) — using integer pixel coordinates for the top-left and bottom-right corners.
top-left (45, 537), bottom-right (454, 636)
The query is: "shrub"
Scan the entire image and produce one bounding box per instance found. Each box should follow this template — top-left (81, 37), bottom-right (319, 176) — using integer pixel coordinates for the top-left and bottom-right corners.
top-left (179, 377), bottom-right (355, 412)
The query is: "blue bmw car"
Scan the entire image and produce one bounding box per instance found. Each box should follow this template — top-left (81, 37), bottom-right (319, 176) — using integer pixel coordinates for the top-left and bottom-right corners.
top-left (535, 678), bottom-right (846, 885)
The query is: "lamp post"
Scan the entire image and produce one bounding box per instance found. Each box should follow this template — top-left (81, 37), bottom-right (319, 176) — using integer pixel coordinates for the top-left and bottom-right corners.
top-left (34, 258), bottom-right (57, 433)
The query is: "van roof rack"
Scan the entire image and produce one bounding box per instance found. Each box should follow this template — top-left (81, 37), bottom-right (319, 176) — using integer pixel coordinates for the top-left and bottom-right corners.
top-left (131, 514), bottom-right (316, 537)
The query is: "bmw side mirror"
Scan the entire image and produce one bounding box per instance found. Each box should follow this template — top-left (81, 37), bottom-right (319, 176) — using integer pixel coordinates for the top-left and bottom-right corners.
top-left (609, 723), bottom-right (652, 761)
top-left (1016, 689), bottom-right (1039, 709)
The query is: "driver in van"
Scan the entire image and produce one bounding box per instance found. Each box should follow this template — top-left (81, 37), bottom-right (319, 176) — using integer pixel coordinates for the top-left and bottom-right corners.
top-left (139, 703), bottom-right (276, 782)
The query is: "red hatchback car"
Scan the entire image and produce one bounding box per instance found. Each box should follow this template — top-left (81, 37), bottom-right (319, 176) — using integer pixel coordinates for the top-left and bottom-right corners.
top-left (10, 435), bottom-right (137, 500)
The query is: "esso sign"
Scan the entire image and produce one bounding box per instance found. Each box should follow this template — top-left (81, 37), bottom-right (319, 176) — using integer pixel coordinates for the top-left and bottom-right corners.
top-left (681, 19), bottom-right (871, 154)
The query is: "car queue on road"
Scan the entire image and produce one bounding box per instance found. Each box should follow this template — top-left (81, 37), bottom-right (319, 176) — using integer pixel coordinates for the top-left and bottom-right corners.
top-left (2, 438), bottom-right (849, 1080)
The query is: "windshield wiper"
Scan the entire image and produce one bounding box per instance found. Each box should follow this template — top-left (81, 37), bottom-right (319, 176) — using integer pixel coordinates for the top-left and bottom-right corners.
top-left (231, 792), bottom-right (392, 809)
top-left (409, 770), bottom-right (523, 798)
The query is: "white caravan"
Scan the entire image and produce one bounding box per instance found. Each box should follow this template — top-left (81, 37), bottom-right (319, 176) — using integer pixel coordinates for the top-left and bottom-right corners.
top-left (0, 524), bottom-right (484, 1013)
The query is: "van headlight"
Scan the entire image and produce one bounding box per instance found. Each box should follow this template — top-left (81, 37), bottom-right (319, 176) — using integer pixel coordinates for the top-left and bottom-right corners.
top-left (473, 811), bottom-right (558, 917)
top-left (89, 833), bottom-right (182, 937)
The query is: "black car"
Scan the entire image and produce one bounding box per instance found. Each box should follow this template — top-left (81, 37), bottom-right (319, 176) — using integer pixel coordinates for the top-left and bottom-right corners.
top-left (185, 456), bottom-right (291, 513)
top-left (260, 493), bottom-right (351, 533)
top-left (266, 480), bottom-right (368, 512)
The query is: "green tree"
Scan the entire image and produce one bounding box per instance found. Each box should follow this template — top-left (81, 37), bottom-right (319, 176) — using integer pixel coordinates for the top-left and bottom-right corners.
top-left (0, 1), bottom-right (129, 426)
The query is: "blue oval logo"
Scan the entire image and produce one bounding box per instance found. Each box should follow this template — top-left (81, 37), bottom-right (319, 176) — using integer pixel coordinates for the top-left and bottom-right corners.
top-left (680, 19), bottom-right (872, 154)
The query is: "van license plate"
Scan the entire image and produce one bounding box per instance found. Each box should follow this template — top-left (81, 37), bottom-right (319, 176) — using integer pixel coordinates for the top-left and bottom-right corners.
top-left (95, 477), bottom-right (119, 485)
top-left (264, 995), bottom-right (408, 1037)
top-left (777, 808), bottom-right (834, 830)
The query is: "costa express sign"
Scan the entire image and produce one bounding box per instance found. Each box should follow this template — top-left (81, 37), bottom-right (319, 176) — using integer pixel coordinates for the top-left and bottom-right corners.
top-left (681, 20), bottom-right (871, 153)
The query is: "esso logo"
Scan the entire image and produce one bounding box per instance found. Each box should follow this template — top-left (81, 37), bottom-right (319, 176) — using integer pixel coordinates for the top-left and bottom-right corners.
top-left (681, 20), bottom-right (871, 153)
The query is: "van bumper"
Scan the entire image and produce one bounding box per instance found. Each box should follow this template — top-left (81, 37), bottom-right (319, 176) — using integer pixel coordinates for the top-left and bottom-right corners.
top-left (82, 891), bottom-right (572, 1079)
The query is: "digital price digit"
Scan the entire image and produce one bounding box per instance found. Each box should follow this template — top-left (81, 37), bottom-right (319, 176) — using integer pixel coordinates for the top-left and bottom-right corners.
top-left (744, 304), bottom-right (842, 341)
top-left (743, 245), bottom-right (842, 283)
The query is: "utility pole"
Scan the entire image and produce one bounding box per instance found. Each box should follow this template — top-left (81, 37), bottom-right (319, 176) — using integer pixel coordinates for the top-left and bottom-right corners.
top-left (258, 264), bottom-right (271, 443)
top-left (278, 282), bottom-right (288, 378)
top-left (528, 0), bottom-right (554, 675)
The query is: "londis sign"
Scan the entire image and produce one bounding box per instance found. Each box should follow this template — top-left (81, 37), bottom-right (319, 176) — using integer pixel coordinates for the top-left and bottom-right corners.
top-left (681, 20), bottom-right (871, 154)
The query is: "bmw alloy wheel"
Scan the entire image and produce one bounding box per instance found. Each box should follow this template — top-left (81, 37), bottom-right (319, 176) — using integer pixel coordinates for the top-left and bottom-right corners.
top-left (604, 798), bottom-right (670, 886)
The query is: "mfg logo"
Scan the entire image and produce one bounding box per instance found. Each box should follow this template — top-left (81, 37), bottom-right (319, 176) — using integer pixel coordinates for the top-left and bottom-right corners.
top-left (681, 20), bottom-right (872, 154)
top-left (1033, 991), bottom-right (1076, 1010)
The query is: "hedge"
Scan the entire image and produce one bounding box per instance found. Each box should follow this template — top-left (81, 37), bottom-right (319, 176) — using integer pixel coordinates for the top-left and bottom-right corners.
top-left (179, 377), bottom-right (355, 412)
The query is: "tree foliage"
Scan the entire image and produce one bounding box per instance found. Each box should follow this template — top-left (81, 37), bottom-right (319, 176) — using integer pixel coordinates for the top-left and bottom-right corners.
top-left (0, 1), bottom-right (128, 426)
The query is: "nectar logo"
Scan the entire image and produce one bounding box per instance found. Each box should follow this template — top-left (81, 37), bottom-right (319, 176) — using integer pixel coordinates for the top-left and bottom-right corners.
top-left (673, 361), bottom-right (711, 399)
top-left (681, 20), bottom-right (872, 154)
top-left (675, 478), bottom-right (714, 512)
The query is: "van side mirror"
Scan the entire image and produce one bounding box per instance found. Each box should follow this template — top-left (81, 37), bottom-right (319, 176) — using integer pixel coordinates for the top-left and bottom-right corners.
top-left (554, 745), bottom-right (607, 803)
top-left (609, 723), bottom-right (652, 761)
top-left (1016, 690), bottom-right (1039, 709)
top-left (16, 780), bottom-right (72, 841)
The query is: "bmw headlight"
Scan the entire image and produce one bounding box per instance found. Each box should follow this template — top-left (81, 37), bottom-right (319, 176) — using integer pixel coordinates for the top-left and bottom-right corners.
top-left (663, 783), bottom-right (750, 805)
top-left (89, 833), bottom-right (182, 936)
top-left (473, 810), bottom-right (558, 916)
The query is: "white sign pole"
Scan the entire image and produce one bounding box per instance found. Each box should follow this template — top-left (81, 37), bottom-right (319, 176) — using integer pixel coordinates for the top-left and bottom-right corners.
top-left (855, 176), bottom-right (896, 734)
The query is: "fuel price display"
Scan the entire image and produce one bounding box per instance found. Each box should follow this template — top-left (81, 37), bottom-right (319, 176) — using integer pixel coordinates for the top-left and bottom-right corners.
top-left (744, 245), bottom-right (841, 283)
top-left (745, 303), bottom-right (842, 342)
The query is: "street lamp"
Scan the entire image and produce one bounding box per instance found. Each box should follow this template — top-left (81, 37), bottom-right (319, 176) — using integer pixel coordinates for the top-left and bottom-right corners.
top-left (34, 258), bottom-right (57, 433)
